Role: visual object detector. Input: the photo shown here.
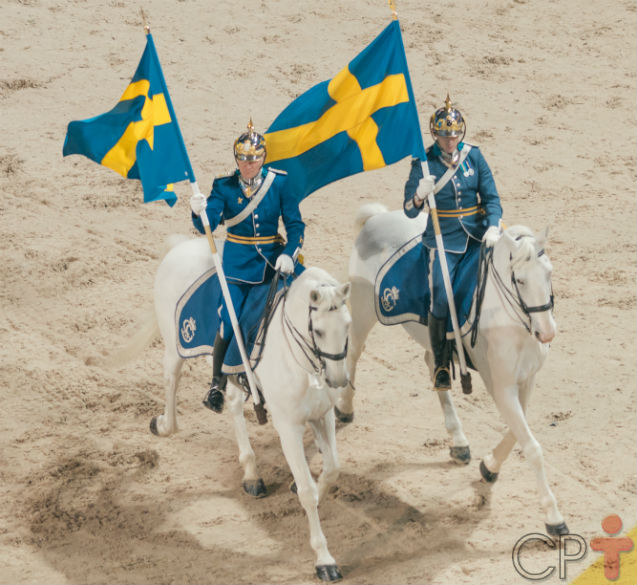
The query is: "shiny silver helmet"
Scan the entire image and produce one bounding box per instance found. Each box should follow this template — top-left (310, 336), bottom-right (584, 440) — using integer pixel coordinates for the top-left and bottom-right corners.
top-left (233, 119), bottom-right (266, 162)
top-left (429, 94), bottom-right (466, 141)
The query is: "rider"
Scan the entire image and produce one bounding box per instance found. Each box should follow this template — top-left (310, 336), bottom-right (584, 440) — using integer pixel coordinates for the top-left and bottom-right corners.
top-left (403, 95), bottom-right (503, 390)
top-left (190, 120), bottom-right (305, 413)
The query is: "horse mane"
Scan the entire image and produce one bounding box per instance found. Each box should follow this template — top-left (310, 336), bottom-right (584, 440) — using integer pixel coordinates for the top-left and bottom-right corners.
top-left (292, 267), bottom-right (342, 306)
top-left (504, 225), bottom-right (542, 271)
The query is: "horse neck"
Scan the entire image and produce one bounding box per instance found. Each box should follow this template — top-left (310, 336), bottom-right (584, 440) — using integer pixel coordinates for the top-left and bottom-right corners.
top-left (481, 239), bottom-right (531, 330)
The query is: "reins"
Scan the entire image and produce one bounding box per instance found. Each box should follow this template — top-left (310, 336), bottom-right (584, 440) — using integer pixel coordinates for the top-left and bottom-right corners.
top-left (470, 238), bottom-right (554, 345)
top-left (281, 284), bottom-right (349, 376)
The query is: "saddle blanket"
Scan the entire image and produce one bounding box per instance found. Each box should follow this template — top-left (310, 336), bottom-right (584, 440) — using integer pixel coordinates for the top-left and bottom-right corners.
top-left (375, 234), bottom-right (478, 333)
top-left (175, 268), bottom-right (289, 374)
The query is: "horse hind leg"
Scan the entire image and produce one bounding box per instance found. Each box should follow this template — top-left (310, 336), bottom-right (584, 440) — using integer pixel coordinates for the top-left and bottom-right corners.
top-left (150, 347), bottom-right (183, 437)
top-left (226, 380), bottom-right (266, 498)
top-left (335, 277), bottom-right (376, 424)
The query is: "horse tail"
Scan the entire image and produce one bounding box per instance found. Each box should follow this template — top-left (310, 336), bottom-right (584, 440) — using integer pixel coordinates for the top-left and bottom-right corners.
top-left (86, 307), bottom-right (159, 370)
top-left (353, 203), bottom-right (388, 234)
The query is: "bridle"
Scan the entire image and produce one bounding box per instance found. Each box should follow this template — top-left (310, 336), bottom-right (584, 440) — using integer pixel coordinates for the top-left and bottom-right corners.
top-left (282, 291), bottom-right (349, 377)
top-left (471, 238), bottom-right (554, 344)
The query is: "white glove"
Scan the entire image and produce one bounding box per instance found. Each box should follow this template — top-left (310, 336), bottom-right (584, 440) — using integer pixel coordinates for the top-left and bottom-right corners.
top-left (414, 174), bottom-right (436, 204)
top-left (190, 192), bottom-right (207, 216)
top-left (275, 254), bottom-right (294, 275)
top-left (483, 225), bottom-right (501, 248)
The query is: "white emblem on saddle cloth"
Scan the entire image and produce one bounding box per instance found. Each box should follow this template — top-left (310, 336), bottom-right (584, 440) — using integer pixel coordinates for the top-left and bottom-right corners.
top-left (180, 316), bottom-right (197, 343)
top-left (381, 286), bottom-right (400, 311)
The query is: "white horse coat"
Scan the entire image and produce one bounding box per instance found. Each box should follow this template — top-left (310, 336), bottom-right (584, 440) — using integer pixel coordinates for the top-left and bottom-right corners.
top-left (115, 236), bottom-right (352, 582)
top-left (337, 204), bottom-right (568, 535)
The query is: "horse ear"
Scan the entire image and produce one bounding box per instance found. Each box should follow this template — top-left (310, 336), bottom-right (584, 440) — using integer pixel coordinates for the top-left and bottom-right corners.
top-left (310, 288), bottom-right (323, 304)
top-left (339, 282), bottom-right (351, 301)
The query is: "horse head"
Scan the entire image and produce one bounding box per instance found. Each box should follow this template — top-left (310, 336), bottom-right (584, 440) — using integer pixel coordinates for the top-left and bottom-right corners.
top-left (498, 226), bottom-right (556, 343)
top-left (304, 270), bottom-right (352, 389)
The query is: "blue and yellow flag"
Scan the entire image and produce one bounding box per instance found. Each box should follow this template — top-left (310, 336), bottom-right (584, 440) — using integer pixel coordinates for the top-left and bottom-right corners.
top-left (63, 34), bottom-right (193, 206)
top-left (264, 19), bottom-right (425, 201)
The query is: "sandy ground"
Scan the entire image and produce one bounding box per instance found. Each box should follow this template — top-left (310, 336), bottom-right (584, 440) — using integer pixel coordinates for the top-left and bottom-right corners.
top-left (1, 0), bottom-right (636, 583)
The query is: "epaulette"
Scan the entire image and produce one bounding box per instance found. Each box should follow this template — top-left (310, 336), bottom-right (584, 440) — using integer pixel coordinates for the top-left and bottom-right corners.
top-left (267, 167), bottom-right (288, 176)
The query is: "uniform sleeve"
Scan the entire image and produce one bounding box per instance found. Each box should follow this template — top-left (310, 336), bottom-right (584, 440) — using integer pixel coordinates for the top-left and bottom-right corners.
top-left (191, 179), bottom-right (225, 234)
top-left (279, 178), bottom-right (305, 261)
top-left (403, 157), bottom-right (424, 218)
top-left (475, 150), bottom-right (503, 228)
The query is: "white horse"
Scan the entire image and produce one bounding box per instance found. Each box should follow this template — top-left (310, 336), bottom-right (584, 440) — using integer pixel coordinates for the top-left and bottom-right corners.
top-left (116, 236), bottom-right (351, 582)
top-left (336, 203), bottom-right (568, 536)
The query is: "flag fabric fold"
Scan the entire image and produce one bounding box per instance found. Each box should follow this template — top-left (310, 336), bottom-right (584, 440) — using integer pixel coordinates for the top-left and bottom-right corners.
top-left (63, 34), bottom-right (193, 206)
top-left (264, 19), bottom-right (426, 201)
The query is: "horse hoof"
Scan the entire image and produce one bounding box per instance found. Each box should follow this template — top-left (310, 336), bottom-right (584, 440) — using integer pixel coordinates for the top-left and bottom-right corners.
top-left (289, 480), bottom-right (297, 494)
top-left (316, 564), bottom-right (343, 582)
top-left (449, 445), bottom-right (471, 464)
top-left (243, 478), bottom-right (267, 498)
top-left (546, 521), bottom-right (569, 536)
top-left (479, 460), bottom-right (499, 483)
top-left (334, 406), bottom-right (353, 423)
top-left (149, 417), bottom-right (159, 436)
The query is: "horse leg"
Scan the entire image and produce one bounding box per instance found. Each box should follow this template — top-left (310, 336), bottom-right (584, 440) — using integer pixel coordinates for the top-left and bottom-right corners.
top-left (335, 277), bottom-right (375, 423)
top-left (413, 326), bottom-right (470, 463)
top-left (150, 347), bottom-right (183, 437)
top-left (490, 383), bottom-right (567, 535)
top-left (275, 420), bottom-right (342, 581)
top-left (480, 376), bottom-right (534, 481)
top-left (226, 381), bottom-right (266, 498)
top-left (436, 391), bottom-right (471, 464)
top-left (308, 408), bottom-right (340, 502)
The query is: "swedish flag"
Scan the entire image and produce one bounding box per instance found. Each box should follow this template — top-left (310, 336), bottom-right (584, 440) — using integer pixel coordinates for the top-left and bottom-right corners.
top-left (63, 34), bottom-right (193, 206)
top-left (264, 20), bottom-right (425, 201)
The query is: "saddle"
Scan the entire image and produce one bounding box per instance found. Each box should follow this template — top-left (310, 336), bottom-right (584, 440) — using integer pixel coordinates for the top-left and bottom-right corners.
top-left (374, 233), bottom-right (478, 336)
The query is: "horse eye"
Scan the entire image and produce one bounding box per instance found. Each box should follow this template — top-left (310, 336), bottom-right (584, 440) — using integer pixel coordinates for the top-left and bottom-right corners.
top-left (314, 329), bottom-right (324, 338)
top-left (516, 278), bottom-right (525, 286)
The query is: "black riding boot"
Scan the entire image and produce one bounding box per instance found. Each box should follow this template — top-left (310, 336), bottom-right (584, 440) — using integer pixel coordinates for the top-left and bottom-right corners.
top-left (203, 333), bottom-right (230, 413)
top-left (428, 313), bottom-right (452, 390)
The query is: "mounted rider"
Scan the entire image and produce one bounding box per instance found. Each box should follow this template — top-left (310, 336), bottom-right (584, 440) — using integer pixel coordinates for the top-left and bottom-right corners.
top-left (190, 120), bottom-right (305, 413)
top-left (403, 95), bottom-right (503, 390)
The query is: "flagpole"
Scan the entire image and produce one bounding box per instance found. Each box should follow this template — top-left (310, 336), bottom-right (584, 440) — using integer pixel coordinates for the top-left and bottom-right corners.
top-left (142, 20), bottom-right (267, 423)
top-left (196, 196), bottom-right (268, 424)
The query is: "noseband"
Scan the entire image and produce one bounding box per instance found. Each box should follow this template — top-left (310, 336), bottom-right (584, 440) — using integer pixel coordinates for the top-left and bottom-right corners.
top-left (308, 305), bottom-right (349, 368)
top-left (510, 250), bottom-right (554, 315)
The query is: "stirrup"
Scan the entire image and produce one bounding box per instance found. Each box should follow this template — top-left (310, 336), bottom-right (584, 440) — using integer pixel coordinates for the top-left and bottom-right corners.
top-left (433, 366), bottom-right (451, 391)
top-left (203, 378), bottom-right (226, 413)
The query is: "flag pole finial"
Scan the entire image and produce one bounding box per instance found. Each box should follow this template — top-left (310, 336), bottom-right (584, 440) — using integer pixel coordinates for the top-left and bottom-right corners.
top-left (140, 8), bottom-right (150, 34)
top-left (388, 0), bottom-right (398, 19)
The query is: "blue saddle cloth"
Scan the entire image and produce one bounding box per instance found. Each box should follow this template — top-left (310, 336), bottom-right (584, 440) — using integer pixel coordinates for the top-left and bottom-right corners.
top-left (375, 234), bottom-right (477, 332)
top-left (175, 268), bottom-right (290, 373)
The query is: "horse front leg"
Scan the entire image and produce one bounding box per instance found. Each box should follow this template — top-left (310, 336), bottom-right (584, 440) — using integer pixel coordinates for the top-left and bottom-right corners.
top-left (436, 390), bottom-right (471, 464)
top-left (275, 420), bottom-right (342, 582)
top-left (422, 341), bottom-right (470, 464)
top-left (150, 347), bottom-right (183, 436)
top-left (490, 383), bottom-right (567, 535)
top-left (308, 408), bottom-right (340, 502)
top-left (226, 381), bottom-right (266, 498)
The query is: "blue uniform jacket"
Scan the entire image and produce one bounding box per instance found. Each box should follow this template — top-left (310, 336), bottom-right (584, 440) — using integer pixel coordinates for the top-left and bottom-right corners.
top-left (192, 168), bottom-right (305, 284)
top-left (403, 143), bottom-right (502, 253)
